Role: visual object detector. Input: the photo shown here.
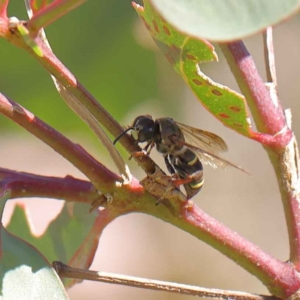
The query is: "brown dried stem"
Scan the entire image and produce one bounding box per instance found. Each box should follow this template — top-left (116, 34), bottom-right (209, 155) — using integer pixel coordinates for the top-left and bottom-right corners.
top-left (54, 261), bottom-right (279, 300)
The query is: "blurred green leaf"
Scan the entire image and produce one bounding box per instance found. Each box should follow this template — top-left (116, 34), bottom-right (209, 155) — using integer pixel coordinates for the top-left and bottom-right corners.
top-left (134, 0), bottom-right (253, 137)
top-left (0, 228), bottom-right (68, 299)
top-left (150, 0), bottom-right (300, 41)
top-left (0, 193), bottom-right (67, 299)
top-left (0, 1), bottom-right (159, 135)
top-left (7, 202), bottom-right (100, 288)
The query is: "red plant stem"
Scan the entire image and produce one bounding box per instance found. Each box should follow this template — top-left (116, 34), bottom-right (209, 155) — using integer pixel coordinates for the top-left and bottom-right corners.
top-left (68, 207), bottom-right (119, 272)
top-left (220, 42), bottom-right (287, 136)
top-left (135, 202), bottom-right (300, 299)
top-left (0, 94), bottom-right (119, 193)
top-left (221, 42), bottom-right (300, 269)
top-left (0, 168), bottom-right (101, 204)
top-left (0, 168), bottom-right (121, 279)
top-left (2, 166), bottom-right (300, 297)
top-left (2, 165), bottom-right (298, 298)
top-left (27, 0), bottom-right (86, 36)
top-left (0, 0), bottom-right (8, 19)
top-left (173, 205), bottom-right (300, 298)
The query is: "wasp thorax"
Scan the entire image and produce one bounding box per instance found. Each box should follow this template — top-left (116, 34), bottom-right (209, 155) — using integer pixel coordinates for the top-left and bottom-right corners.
top-left (131, 115), bottom-right (157, 143)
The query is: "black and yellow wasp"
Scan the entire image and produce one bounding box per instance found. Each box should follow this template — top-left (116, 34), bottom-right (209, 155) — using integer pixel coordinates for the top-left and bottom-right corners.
top-left (114, 115), bottom-right (246, 199)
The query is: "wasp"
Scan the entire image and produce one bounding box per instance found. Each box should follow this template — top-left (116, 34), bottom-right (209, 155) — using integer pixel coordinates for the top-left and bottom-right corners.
top-left (113, 115), bottom-right (246, 199)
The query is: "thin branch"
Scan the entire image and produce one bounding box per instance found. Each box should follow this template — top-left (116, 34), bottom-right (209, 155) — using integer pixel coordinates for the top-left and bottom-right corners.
top-left (276, 120), bottom-right (300, 267)
top-left (53, 261), bottom-right (279, 300)
top-left (263, 27), bottom-right (280, 122)
top-left (263, 27), bottom-right (277, 86)
top-left (26, 0), bottom-right (86, 36)
top-left (220, 42), bottom-right (291, 147)
top-left (53, 84), bottom-right (131, 180)
top-left (175, 204), bottom-right (300, 298)
top-left (0, 93), bottom-right (119, 194)
top-left (23, 4), bottom-right (130, 180)
top-left (0, 168), bottom-right (102, 204)
top-left (0, 0), bottom-right (8, 19)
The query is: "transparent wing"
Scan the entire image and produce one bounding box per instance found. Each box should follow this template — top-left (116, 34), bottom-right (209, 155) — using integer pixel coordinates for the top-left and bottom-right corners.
top-left (175, 122), bottom-right (228, 153)
top-left (173, 122), bottom-right (249, 174)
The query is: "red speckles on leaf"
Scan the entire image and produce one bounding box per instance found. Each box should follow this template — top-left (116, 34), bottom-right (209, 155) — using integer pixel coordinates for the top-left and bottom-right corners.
top-left (186, 54), bottom-right (196, 60)
top-left (163, 25), bottom-right (171, 35)
top-left (164, 44), bottom-right (181, 64)
top-left (165, 53), bottom-right (175, 65)
top-left (211, 89), bottom-right (222, 96)
top-left (170, 44), bottom-right (180, 54)
top-left (219, 113), bottom-right (230, 118)
top-left (153, 20), bottom-right (159, 32)
top-left (141, 17), bottom-right (151, 31)
top-left (233, 123), bottom-right (244, 128)
top-left (192, 79), bottom-right (203, 86)
top-left (230, 106), bottom-right (241, 112)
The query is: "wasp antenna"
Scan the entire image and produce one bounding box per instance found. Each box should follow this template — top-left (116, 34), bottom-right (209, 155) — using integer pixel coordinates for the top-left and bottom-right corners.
top-left (113, 127), bottom-right (134, 145)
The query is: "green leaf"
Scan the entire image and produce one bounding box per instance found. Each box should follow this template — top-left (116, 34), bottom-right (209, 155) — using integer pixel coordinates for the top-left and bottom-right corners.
top-left (0, 191), bottom-right (68, 299)
top-left (7, 202), bottom-right (100, 288)
top-left (133, 0), bottom-right (253, 137)
top-left (149, 0), bottom-right (300, 41)
top-left (0, 228), bottom-right (68, 299)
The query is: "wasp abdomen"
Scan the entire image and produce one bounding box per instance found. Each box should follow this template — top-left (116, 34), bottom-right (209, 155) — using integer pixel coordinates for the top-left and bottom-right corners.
top-left (169, 148), bottom-right (204, 197)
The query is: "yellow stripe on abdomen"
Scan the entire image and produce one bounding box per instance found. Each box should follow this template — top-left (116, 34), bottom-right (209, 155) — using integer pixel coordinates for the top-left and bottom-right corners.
top-left (187, 155), bottom-right (198, 166)
top-left (190, 179), bottom-right (204, 189)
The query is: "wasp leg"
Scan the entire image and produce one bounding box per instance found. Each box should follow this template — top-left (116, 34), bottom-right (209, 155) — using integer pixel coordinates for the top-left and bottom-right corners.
top-left (164, 155), bottom-right (176, 175)
top-left (144, 142), bottom-right (155, 155)
top-left (164, 155), bottom-right (198, 187)
top-left (172, 175), bottom-right (193, 187)
top-left (170, 160), bottom-right (204, 190)
top-left (130, 142), bottom-right (154, 160)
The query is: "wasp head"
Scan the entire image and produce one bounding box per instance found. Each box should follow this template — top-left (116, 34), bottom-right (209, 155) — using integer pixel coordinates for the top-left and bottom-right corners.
top-left (131, 115), bottom-right (157, 143)
top-left (113, 115), bottom-right (157, 145)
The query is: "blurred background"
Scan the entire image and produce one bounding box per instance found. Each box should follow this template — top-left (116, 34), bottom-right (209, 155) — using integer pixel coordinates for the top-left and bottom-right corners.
top-left (1, 1), bottom-right (300, 299)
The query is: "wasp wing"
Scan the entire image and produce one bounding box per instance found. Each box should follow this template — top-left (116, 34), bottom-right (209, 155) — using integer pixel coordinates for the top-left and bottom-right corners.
top-left (175, 121), bottom-right (228, 154)
top-left (181, 140), bottom-right (249, 173)
top-left (172, 122), bottom-right (249, 174)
